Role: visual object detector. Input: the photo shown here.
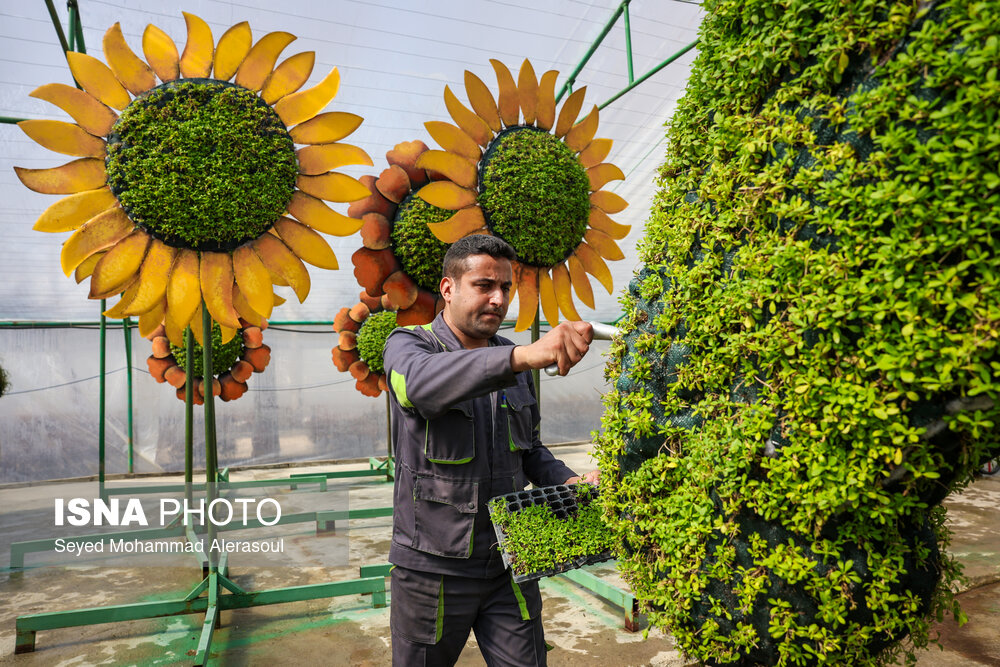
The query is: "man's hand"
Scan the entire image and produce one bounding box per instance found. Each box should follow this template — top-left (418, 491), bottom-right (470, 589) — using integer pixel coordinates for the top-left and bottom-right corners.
top-left (565, 470), bottom-right (600, 486)
top-left (510, 321), bottom-right (593, 376)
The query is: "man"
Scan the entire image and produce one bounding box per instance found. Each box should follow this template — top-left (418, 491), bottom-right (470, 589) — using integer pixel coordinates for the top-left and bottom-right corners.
top-left (383, 234), bottom-right (598, 666)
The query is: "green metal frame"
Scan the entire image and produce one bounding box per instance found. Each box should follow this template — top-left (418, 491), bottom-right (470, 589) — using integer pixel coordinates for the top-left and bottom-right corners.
top-left (558, 563), bottom-right (640, 632)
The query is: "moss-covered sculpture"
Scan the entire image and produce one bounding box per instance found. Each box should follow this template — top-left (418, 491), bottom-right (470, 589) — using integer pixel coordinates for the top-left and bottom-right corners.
top-left (595, 1), bottom-right (999, 665)
top-left (332, 300), bottom-right (397, 397)
top-left (0, 361), bottom-right (9, 399)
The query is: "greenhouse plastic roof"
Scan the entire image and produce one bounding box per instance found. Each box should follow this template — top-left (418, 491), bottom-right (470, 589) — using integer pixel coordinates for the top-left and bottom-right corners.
top-left (0, 0), bottom-right (703, 323)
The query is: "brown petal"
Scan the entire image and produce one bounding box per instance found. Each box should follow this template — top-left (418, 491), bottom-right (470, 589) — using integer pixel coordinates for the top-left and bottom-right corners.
top-left (243, 344), bottom-right (271, 372)
top-left (219, 373), bottom-right (248, 402)
top-left (231, 360), bottom-right (254, 383)
top-left (242, 326), bottom-right (264, 349)
top-left (375, 165), bottom-right (411, 204)
top-left (396, 290), bottom-right (437, 326)
top-left (361, 212), bottom-right (391, 250)
top-left (334, 306), bottom-right (360, 333)
top-left (151, 336), bottom-right (172, 359)
top-left (386, 140), bottom-right (430, 188)
top-left (147, 356), bottom-right (173, 383)
top-left (164, 365), bottom-right (187, 388)
top-left (332, 346), bottom-right (358, 372)
top-left (351, 248), bottom-right (398, 295)
top-left (383, 270), bottom-right (418, 310)
top-left (349, 302), bottom-right (370, 323)
top-left (347, 175), bottom-right (395, 219)
top-left (349, 359), bottom-right (371, 381)
top-left (339, 330), bottom-right (358, 350)
top-left (357, 373), bottom-right (382, 397)
top-left (360, 290), bottom-right (382, 312)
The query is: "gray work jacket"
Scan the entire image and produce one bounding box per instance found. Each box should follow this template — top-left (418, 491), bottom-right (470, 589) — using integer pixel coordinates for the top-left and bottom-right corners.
top-left (383, 312), bottom-right (576, 578)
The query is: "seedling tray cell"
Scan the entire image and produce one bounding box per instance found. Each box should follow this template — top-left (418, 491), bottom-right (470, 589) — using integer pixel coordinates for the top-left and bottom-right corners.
top-left (489, 483), bottom-right (614, 583)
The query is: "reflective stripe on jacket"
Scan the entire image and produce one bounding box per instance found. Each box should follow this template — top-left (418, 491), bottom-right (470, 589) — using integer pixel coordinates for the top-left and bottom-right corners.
top-left (384, 312), bottom-right (576, 578)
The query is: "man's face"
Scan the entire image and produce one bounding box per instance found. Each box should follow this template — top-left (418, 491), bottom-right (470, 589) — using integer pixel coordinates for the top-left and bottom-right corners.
top-left (441, 254), bottom-right (512, 343)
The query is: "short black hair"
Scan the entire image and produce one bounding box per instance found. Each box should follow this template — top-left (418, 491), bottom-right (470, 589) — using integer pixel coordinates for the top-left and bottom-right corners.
top-left (442, 234), bottom-right (516, 279)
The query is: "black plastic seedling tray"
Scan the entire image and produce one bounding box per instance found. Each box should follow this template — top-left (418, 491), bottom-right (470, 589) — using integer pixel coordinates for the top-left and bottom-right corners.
top-left (489, 483), bottom-right (614, 583)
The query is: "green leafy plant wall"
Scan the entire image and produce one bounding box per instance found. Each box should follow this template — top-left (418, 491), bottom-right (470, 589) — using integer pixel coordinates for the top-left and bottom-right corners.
top-left (356, 310), bottom-right (398, 375)
top-left (595, 1), bottom-right (999, 665)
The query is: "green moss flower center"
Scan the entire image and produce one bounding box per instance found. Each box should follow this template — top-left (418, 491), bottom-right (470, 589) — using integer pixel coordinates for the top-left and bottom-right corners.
top-left (391, 194), bottom-right (452, 293)
top-left (478, 127), bottom-right (590, 267)
top-left (106, 80), bottom-right (297, 252)
top-left (356, 310), bottom-right (398, 375)
top-left (170, 324), bottom-right (244, 379)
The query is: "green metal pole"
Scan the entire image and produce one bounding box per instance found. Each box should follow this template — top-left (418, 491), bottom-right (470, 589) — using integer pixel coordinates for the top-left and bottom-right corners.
top-left (43, 0), bottom-right (71, 55)
top-left (98, 302), bottom-right (106, 499)
top-left (123, 317), bottom-right (134, 474)
top-left (66, 3), bottom-right (76, 52)
top-left (0, 117), bottom-right (28, 125)
top-left (70, 1), bottom-right (86, 54)
top-left (556, 0), bottom-right (630, 102)
top-left (531, 318), bottom-right (540, 411)
top-left (201, 308), bottom-right (219, 574)
top-left (623, 2), bottom-right (634, 84)
top-left (185, 327), bottom-right (194, 494)
top-left (598, 40), bottom-right (698, 111)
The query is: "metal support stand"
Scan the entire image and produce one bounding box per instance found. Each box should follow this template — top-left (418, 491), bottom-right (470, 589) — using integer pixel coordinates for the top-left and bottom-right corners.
top-left (558, 563), bottom-right (640, 632)
top-left (13, 313), bottom-right (391, 662)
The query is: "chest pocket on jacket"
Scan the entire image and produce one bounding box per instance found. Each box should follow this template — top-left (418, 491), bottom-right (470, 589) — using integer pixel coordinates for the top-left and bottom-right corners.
top-left (505, 386), bottom-right (537, 452)
top-left (424, 400), bottom-right (475, 464)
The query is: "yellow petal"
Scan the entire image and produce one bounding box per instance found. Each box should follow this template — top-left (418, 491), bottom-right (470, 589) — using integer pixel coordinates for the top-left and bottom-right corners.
top-left (253, 234), bottom-right (310, 303)
top-left (567, 255), bottom-right (595, 309)
top-left (123, 240), bottom-right (177, 315)
top-left (517, 60), bottom-right (538, 126)
top-left (589, 207), bottom-right (630, 240)
top-left (579, 138), bottom-right (613, 168)
top-left (65, 51), bottom-right (131, 111)
top-left (551, 263), bottom-right (582, 320)
top-left (538, 269), bottom-right (559, 326)
top-left (444, 85), bottom-right (493, 147)
top-left (490, 59), bottom-right (519, 127)
top-left (233, 245), bottom-right (274, 318)
top-left (274, 216), bottom-right (339, 269)
top-left (296, 142), bottom-right (373, 176)
top-left (142, 24), bottom-right (179, 82)
top-left (29, 83), bottom-right (117, 137)
top-left (219, 323), bottom-right (237, 345)
top-left (60, 207), bottom-right (134, 275)
top-left (90, 230), bottom-right (150, 299)
top-left (163, 306), bottom-right (185, 346)
top-left (427, 206), bottom-right (487, 243)
top-left (18, 119), bottom-right (105, 158)
top-left (295, 172), bottom-right (371, 203)
top-left (274, 67), bottom-right (340, 127)
top-left (32, 187), bottom-right (117, 233)
top-left (565, 105), bottom-right (599, 153)
top-left (464, 70), bottom-right (501, 133)
top-left (14, 158), bottom-right (106, 195)
top-left (199, 252), bottom-right (241, 329)
top-left (514, 263), bottom-right (539, 332)
top-left (535, 70), bottom-right (559, 131)
top-left (414, 150), bottom-right (477, 190)
top-left (574, 242), bottom-right (613, 293)
top-left (287, 191), bottom-right (364, 236)
top-left (272, 292), bottom-right (287, 307)
top-left (261, 51), bottom-right (315, 104)
top-left (235, 31), bottom-right (296, 92)
top-left (555, 86), bottom-right (587, 138)
top-left (232, 283), bottom-right (266, 327)
top-left (418, 181), bottom-right (477, 210)
top-left (138, 299), bottom-right (165, 337)
top-left (424, 121), bottom-right (481, 161)
top-left (587, 163), bottom-right (625, 191)
top-left (591, 190), bottom-right (629, 214)
top-left (213, 21), bottom-right (253, 81)
top-left (179, 12), bottom-right (214, 79)
top-left (289, 112), bottom-right (363, 144)
top-left (103, 22), bottom-right (156, 96)
top-left (75, 251), bottom-right (105, 283)
top-left (189, 303), bottom-right (205, 346)
top-left (103, 281), bottom-right (141, 318)
top-left (166, 250), bottom-right (202, 332)
top-left (584, 228), bottom-right (625, 261)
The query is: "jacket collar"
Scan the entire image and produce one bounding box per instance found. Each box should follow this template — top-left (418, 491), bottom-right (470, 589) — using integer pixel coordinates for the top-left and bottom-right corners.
top-left (431, 310), bottom-right (502, 351)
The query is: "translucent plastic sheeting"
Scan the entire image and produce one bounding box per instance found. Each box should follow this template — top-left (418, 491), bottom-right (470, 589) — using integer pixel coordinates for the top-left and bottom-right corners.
top-left (0, 325), bottom-right (611, 483)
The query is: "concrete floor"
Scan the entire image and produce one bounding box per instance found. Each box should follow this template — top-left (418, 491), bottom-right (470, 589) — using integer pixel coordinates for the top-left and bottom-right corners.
top-left (0, 444), bottom-right (997, 666)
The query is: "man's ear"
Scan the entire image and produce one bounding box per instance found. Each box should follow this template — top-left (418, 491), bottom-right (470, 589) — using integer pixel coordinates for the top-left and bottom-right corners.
top-left (440, 276), bottom-right (454, 302)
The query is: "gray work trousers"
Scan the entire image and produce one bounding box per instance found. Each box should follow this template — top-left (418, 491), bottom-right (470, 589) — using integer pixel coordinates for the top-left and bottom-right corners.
top-left (390, 565), bottom-right (547, 667)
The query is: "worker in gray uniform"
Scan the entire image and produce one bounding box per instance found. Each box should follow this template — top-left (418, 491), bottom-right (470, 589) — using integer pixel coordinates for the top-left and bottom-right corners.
top-left (383, 234), bottom-right (598, 666)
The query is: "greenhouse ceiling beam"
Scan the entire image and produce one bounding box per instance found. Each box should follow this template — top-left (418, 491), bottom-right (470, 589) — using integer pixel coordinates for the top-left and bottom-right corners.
top-left (555, 0), bottom-right (698, 111)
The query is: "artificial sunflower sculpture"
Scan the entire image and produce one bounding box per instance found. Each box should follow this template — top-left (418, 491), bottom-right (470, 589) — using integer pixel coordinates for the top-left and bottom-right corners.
top-left (332, 300), bottom-right (397, 397)
top-left (415, 59), bottom-right (631, 331)
top-left (348, 140), bottom-right (451, 325)
top-left (147, 319), bottom-right (270, 405)
top-left (15, 13), bottom-right (371, 344)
